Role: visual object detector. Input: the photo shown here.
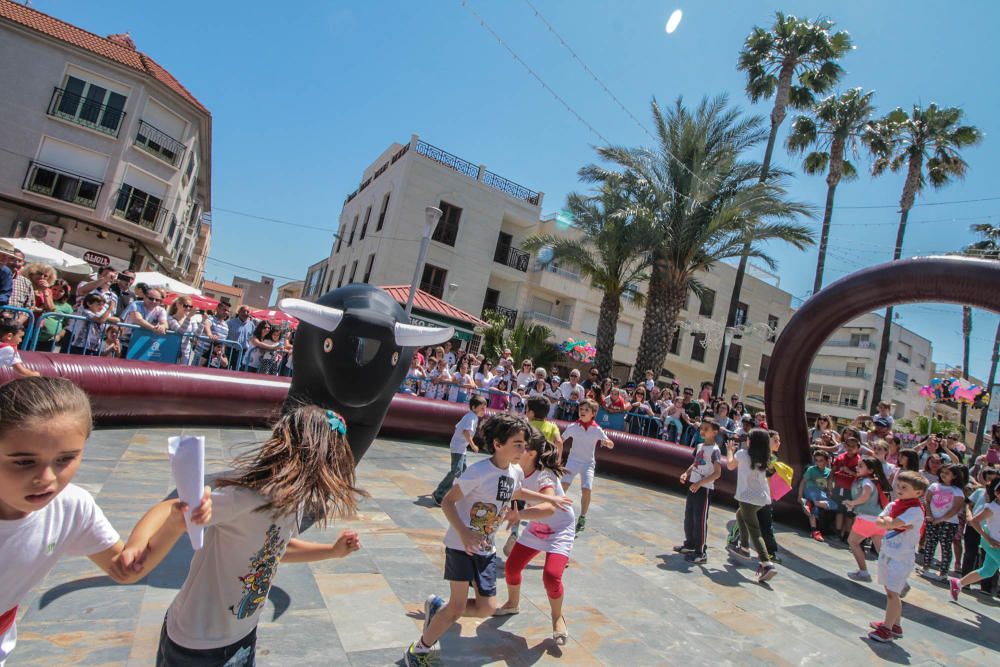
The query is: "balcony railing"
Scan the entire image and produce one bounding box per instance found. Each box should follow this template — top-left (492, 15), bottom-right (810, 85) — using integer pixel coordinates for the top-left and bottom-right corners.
top-left (112, 186), bottom-right (168, 232)
top-left (524, 310), bottom-right (571, 329)
top-left (481, 170), bottom-right (541, 205)
top-left (483, 305), bottom-right (517, 329)
top-left (532, 262), bottom-right (581, 280)
top-left (47, 87), bottom-right (125, 136)
top-left (415, 140), bottom-right (480, 179)
top-left (23, 161), bottom-right (103, 209)
top-left (824, 339), bottom-right (877, 349)
top-left (414, 139), bottom-right (541, 205)
top-left (806, 394), bottom-right (867, 409)
top-left (897, 353), bottom-right (911, 364)
top-left (494, 244), bottom-right (530, 272)
top-left (810, 368), bottom-right (871, 379)
top-left (134, 120), bottom-right (185, 166)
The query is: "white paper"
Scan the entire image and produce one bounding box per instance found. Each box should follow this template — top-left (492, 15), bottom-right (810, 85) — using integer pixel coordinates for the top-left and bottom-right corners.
top-left (168, 436), bottom-right (205, 550)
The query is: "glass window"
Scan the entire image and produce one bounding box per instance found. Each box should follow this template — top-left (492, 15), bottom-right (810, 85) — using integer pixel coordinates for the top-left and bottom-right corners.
top-left (348, 260), bottom-right (358, 284)
top-left (114, 184), bottom-right (163, 229)
top-left (25, 164), bottom-right (101, 208)
top-left (767, 314), bottom-right (779, 342)
top-left (420, 264), bottom-right (447, 298)
top-left (735, 302), bottom-right (749, 326)
top-left (432, 201), bottom-right (461, 246)
top-left (337, 265), bottom-right (346, 288)
top-left (669, 328), bottom-right (680, 355)
top-left (698, 289), bottom-right (715, 318)
top-left (348, 216), bottom-right (358, 245)
top-left (726, 343), bottom-right (742, 373)
top-left (758, 354), bottom-right (770, 382)
top-left (376, 193), bottom-right (390, 231)
top-left (52, 75), bottom-right (127, 135)
top-left (690, 333), bottom-right (706, 362)
top-left (363, 254), bottom-right (375, 283)
top-left (360, 206), bottom-right (372, 240)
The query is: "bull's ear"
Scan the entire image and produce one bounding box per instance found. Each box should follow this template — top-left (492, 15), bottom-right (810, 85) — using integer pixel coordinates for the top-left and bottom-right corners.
top-left (394, 322), bottom-right (454, 347)
top-left (279, 299), bottom-right (344, 332)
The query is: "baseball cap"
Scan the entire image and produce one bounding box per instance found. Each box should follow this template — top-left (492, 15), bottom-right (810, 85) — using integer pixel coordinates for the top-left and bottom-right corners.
top-left (873, 416), bottom-right (891, 428)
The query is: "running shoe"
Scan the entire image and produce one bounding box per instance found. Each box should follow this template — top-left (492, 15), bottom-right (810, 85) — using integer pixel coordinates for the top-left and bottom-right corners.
top-left (769, 553), bottom-right (783, 564)
top-left (685, 552), bottom-right (708, 564)
top-left (867, 624), bottom-right (894, 643)
top-left (811, 530), bottom-right (825, 542)
top-left (949, 577), bottom-right (962, 602)
top-left (847, 569), bottom-right (873, 582)
top-left (423, 594), bottom-right (445, 635)
top-left (673, 545), bottom-right (696, 554)
top-left (869, 621), bottom-right (902, 638)
top-left (404, 643), bottom-right (437, 667)
top-left (575, 515), bottom-right (587, 534)
top-left (756, 563), bottom-right (778, 583)
top-left (726, 543), bottom-right (752, 560)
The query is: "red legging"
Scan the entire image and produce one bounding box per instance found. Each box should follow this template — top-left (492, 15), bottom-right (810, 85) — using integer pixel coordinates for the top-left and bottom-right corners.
top-left (504, 542), bottom-right (569, 599)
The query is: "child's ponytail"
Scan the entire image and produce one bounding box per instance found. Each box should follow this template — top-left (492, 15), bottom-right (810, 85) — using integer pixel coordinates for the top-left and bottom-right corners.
top-left (527, 426), bottom-right (566, 477)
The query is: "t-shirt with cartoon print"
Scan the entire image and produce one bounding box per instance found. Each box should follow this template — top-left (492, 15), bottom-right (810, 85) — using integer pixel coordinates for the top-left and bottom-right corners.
top-left (926, 482), bottom-right (963, 524)
top-left (689, 443), bottom-right (721, 489)
top-left (516, 468), bottom-right (576, 557)
top-left (166, 485), bottom-right (299, 650)
top-left (443, 458), bottom-right (523, 556)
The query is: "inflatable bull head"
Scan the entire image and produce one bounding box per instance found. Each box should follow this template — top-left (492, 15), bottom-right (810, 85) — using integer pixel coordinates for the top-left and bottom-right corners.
top-left (279, 284), bottom-right (453, 461)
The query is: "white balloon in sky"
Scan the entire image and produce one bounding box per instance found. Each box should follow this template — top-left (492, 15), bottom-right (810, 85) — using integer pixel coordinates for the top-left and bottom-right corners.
top-left (665, 9), bottom-right (683, 34)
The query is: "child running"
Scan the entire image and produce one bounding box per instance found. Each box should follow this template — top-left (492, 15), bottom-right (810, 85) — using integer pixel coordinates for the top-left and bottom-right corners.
top-left (948, 477), bottom-right (1000, 601)
top-left (408, 414), bottom-right (572, 666)
top-left (725, 428), bottom-right (777, 583)
top-left (115, 405), bottom-right (365, 666)
top-left (798, 449), bottom-right (833, 541)
top-left (674, 418), bottom-right (722, 564)
top-left (868, 470), bottom-right (928, 643)
top-left (919, 463), bottom-right (966, 581)
top-left (561, 398), bottom-right (614, 534)
top-left (433, 396), bottom-right (487, 506)
top-left (495, 427), bottom-right (576, 645)
top-left (0, 377), bottom-right (209, 665)
top-left (844, 456), bottom-right (892, 582)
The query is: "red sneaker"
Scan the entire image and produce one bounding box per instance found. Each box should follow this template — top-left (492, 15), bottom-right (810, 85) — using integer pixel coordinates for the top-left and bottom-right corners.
top-left (869, 621), bottom-right (902, 638)
top-left (811, 530), bottom-right (824, 542)
top-left (949, 577), bottom-right (961, 602)
top-left (867, 624), bottom-right (894, 643)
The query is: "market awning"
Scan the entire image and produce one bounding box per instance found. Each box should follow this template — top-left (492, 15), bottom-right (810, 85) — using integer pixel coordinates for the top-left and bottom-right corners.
top-left (2, 237), bottom-right (93, 276)
top-left (379, 285), bottom-right (486, 343)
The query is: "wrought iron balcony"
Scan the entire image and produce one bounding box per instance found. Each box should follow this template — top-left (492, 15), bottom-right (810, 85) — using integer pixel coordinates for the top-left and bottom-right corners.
top-left (824, 339), bottom-right (876, 349)
top-left (532, 262), bottom-right (581, 280)
top-left (414, 140), bottom-right (541, 205)
top-left (493, 243), bottom-right (530, 272)
top-left (47, 87), bottom-right (126, 136)
top-left (134, 120), bottom-right (185, 166)
top-left (483, 305), bottom-right (517, 329)
top-left (112, 185), bottom-right (168, 232)
top-left (481, 170), bottom-right (541, 205)
top-left (810, 368), bottom-right (871, 379)
top-left (23, 161), bottom-right (103, 209)
top-left (415, 140), bottom-right (480, 179)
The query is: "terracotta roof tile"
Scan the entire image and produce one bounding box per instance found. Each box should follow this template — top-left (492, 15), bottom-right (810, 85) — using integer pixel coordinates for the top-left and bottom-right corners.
top-left (380, 285), bottom-right (487, 328)
top-left (0, 0), bottom-right (208, 114)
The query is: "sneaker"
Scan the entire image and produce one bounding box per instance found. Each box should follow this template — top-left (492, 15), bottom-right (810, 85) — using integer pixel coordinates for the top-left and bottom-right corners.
top-left (673, 545), bottom-right (696, 554)
top-left (811, 530), bottom-right (825, 542)
top-left (921, 570), bottom-right (945, 582)
top-left (869, 621), bottom-right (902, 638)
top-left (847, 569), bottom-right (873, 582)
top-left (726, 543), bottom-right (752, 560)
top-left (423, 594), bottom-right (445, 636)
top-left (575, 515), bottom-right (587, 534)
top-left (404, 642), bottom-right (436, 666)
top-left (685, 552), bottom-right (708, 564)
top-left (768, 553), bottom-right (783, 565)
top-left (756, 563), bottom-right (778, 583)
top-left (949, 577), bottom-right (962, 602)
top-left (502, 533), bottom-right (517, 558)
top-left (867, 624), bottom-right (895, 643)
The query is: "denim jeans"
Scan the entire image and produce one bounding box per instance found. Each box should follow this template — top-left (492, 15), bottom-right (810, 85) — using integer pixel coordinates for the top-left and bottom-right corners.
top-left (433, 453), bottom-right (467, 503)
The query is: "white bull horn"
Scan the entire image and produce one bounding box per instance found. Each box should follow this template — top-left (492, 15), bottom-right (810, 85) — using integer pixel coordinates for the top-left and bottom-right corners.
top-left (394, 322), bottom-right (454, 347)
top-left (279, 298), bottom-right (344, 332)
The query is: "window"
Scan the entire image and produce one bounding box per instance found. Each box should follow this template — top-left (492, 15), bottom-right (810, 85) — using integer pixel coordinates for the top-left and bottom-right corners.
top-left (698, 289), bottom-right (715, 317)
top-left (726, 343), bottom-right (742, 373)
top-left (363, 254), bottom-right (375, 283)
top-left (360, 206), bottom-right (372, 240)
top-left (690, 333), bottom-right (706, 362)
top-left (916, 353), bottom-right (927, 370)
top-left (847, 362), bottom-right (867, 378)
top-left (615, 321), bottom-right (633, 346)
top-left (52, 75), bottom-right (127, 135)
top-left (24, 162), bottom-right (101, 208)
top-left (735, 302), bottom-right (749, 326)
top-left (842, 390), bottom-right (861, 407)
top-left (348, 260), bottom-right (358, 284)
top-left (183, 152), bottom-right (195, 186)
top-left (376, 193), bottom-right (390, 231)
top-left (114, 184), bottom-right (164, 229)
top-left (432, 201), bottom-right (462, 246)
top-left (483, 288), bottom-right (500, 312)
top-left (767, 314), bottom-right (779, 342)
top-left (135, 120), bottom-right (184, 166)
top-left (420, 264), bottom-right (447, 299)
top-left (337, 265), bottom-right (346, 288)
top-left (348, 215), bottom-right (358, 246)
top-left (758, 354), bottom-right (770, 382)
top-left (335, 229), bottom-right (344, 253)
top-left (669, 328), bottom-right (681, 355)
top-left (850, 333), bottom-right (870, 347)
top-left (893, 370), bottom-right (908, 391)
top-left (896, 342), bottom-right (912, 364)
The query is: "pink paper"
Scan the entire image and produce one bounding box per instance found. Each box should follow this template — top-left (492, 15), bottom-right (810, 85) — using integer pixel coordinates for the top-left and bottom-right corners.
top-left (769, 475), bottom-right (792, 502)
top-left (851, 517), bottom-right (886, 538)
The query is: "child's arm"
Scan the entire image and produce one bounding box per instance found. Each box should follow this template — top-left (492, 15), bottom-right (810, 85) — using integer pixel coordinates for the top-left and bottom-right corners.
top-left (875, 515), bottom-right (912, 530)
top-left (725, 442), bottom-right (739, 470)
top-left (514, 486), bottom-right (573, 509)
top-left (844, 484), bottom-right (871, 510)
top-left (463, 429), bottom-right (479, 453)
top-left (679, 462), bottom-right (694, 484)
top-left (440, 485), bottom-right (486, 555)
top-left (12, 362), bottom-right (40, 377)
top-left (698, 461), bottom-right (723, 487)
top-left (797, 475), bottom-right (807, 503)
top-left (969, 507), bottom-right (1000, 548)
top-left (281, 531), bottom-right (361, 563)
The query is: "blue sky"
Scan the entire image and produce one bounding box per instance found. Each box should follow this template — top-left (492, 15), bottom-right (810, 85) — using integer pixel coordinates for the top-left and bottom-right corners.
top-left (34, 0), bottom-right (1000, 380)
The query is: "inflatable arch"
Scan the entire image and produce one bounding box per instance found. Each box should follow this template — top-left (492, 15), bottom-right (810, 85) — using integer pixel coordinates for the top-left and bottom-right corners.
top-left (765, 256), bottom-right (1000, 473)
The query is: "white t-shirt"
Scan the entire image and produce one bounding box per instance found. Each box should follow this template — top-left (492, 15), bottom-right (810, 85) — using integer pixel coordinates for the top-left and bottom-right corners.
top-left (879, 502), bottom-right (925, 563)
top-left (734, 448), bottom-right (771, 506)
top-left (689, 443), bottom-right (722, 490)
top-left (474, 371), bottom-right (493, 388)
top-left (0, 344), bottom-right (22, 368)
top-left (166, 485), bottom-right (299, 650)
top-left (450, 411), bottom-right (479, 454)
top-left (983, 501), bottom-right (1000, 538)
top-left (443, 459), bottom-right (523, 556)
top-left (559, 381), bottom-right (582, 401)
top-left (0, 484), bottom-right (119, 616)
top-left (926, 483), bottom-right (963, 523)
top-left (515, 372), bottom-right (535, 389)
top-left (444, 351), bottom-right (457, 367)
top-left (516, 469), bottom-right (575, 557)
top-left (448, 373), bottom-right (471, 402)
top-left (562, 421), bottom-right (609, 466)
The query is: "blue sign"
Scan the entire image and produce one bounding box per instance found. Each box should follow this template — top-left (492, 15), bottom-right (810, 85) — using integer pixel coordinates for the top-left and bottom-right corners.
top-left (126, 329), bottom-right (182, 363)
top-left (595, 408), bottom-right (626, 432)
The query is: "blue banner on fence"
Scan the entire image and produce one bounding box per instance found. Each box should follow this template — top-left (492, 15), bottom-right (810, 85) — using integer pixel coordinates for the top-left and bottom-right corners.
top-left (126, 329), bottom-right (182, 363)
top-left (595, 408), bottom-right (626, 432)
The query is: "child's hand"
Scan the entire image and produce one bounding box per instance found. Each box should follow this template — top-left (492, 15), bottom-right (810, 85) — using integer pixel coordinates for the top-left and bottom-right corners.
top-left (689, 482), bottom-right (701, 493)
top-left (601, 439), bottom-right (614, 449)
top-left (505, 507), bottom-right (520, 529)
top-left (186, 486), bottom-right (213, 525)
top-left (331, 530), bottom-right (361, 558)
top-left (551, 495), bottom-right (574, 511)
top-left (112, 545), bottom-right (151, 579)
top-left (459, 527), bottom-right (486, 556)
top-left (469, 444), bottom-right (479, 453)
top-left (680, 472), bottom-right (689, 484)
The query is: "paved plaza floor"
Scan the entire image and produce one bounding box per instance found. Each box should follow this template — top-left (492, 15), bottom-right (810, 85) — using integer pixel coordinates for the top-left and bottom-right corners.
top-left (12, 427), bottom-right (1000, 666)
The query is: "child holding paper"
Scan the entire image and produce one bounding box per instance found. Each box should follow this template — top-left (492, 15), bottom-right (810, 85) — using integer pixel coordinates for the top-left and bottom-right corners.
top-left (845, 456), bottom-right (892, 582)
top-left (0, 377), bottom-right (210, 665)
top-left (114, 405), bottom-right (365, 666)
top-left (674, 418), bottom-right (723, 564)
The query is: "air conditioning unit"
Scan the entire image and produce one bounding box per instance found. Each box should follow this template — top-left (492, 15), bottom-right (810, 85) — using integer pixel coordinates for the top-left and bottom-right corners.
top-left (25, 221), bottom-right (64, 247)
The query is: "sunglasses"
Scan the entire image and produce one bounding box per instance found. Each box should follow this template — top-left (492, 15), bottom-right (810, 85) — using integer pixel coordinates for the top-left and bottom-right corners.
top-left (146, 297), bottom-right (162, 303)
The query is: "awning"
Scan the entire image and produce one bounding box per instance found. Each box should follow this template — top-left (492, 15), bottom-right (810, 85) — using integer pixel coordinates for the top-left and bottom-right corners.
top-left (134, 271), bottom-right (201, 295)
top-left (379, 285), bottom-right (486, 343)
top-left (2, 237), bottom-right (93, 276)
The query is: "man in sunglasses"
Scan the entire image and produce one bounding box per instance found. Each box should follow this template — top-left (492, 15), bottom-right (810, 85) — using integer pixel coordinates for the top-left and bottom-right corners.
top-left (110, 269), bottom-right (136, 318)
top-left (120, 287), bottom-right (168, 356)
top-left (583, 367), bottom-right (600, 391)
top-left (227, 304), bottom-right (257, 370)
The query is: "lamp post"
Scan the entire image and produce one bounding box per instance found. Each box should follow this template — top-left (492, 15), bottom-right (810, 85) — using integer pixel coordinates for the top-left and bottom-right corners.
top-left (405, 206), bottom-right (442, 318)
top-left (739, 362), bottom-right (751, 399)
top-left (717, 326), bottom-right (735, 397)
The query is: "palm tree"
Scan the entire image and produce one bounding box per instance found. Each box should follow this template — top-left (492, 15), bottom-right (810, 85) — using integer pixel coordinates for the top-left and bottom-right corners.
top-left (786, 88), bottom-right (876, 293)
top-left (477, 314), bottom-right (562, 370)
top-left (521, 177), bottom-right (653, 377)
top-left (583, 96), bottom-right (814, 384)
top-left (864, 103), bottom-right (982, 407)
top-left (718, 12), bottom-right (852, 386)
top-left (964, 223), bottom-right (1000, 455)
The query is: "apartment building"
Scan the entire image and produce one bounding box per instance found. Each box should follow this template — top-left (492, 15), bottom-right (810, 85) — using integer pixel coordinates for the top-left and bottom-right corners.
top-left (0, 0), bottom-right (211, 280)
top-left (181, 216), bottom-right (211, 288)
top-left (201, 280), bottom-right (243, 307)
top-left (232, 275), bottom-right (273, 309)
top-left (276, 280), bottom-right (304, 302)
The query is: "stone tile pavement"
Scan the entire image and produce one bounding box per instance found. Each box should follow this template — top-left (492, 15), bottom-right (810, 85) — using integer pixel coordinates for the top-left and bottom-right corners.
top-left (12, 428), bottom-right (1000, 666)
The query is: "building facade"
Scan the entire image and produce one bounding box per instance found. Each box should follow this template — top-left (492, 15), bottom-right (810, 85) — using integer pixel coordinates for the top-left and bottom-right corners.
top-left (0, 1), bottom-right (211, 280)
top-left (276, 280), bottom-right (303, 303)
top-left (231, 275), bottom-right (273, 309)
top-left (201, 280), bottom-right (242, 307)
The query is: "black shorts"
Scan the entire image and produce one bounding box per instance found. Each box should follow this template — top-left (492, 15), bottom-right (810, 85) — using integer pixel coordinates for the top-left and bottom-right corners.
top-left (444, 547), bottom-right (497, 597)
top-left (156, 619), bottom-right (257, 666)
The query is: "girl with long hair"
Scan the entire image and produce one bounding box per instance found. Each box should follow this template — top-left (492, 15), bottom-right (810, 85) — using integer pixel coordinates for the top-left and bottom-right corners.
top-left (726, 428), bottom-right (777, 583)
top-left (844, 456), bottom-right (893, 581)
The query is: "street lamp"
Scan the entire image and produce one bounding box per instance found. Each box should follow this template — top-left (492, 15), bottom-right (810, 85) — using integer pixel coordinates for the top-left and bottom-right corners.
top-left (405, 206), bottom-right (442, 317)
top-left (739, 362), bottom-right (751, 399)
top-left (717, 326), bottom-right (735, 396)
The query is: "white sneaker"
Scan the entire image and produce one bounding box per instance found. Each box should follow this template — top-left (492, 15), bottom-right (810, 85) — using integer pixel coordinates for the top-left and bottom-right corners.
top-left (847, 569), bottom-right (872, 582)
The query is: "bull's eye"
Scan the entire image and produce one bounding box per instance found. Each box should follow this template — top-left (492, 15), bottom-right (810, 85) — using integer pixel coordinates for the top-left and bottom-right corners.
top-left (391, 351), bottom-right (399, 366)
top-left (323, 338), bottom-right (333, 353)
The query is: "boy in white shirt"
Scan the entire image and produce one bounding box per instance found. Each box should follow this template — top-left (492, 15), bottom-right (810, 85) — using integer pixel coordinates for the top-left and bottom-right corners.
top-left (560, 398), bottom-right (614, 534)
top-left (868, 471), bottom-right (929, 643)
top-left (674, 418), bottom-right (723, 563)
top-left (432, 396), bottom-right (487, 505)
top-left (0, 322), bottom-right (39, 378)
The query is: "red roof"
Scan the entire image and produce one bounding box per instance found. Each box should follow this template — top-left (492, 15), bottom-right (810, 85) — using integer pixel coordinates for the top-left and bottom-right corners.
top-left (0, 0), bottom-right (208, 114)
top-left (380, 286), bottom-right (487, 328)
